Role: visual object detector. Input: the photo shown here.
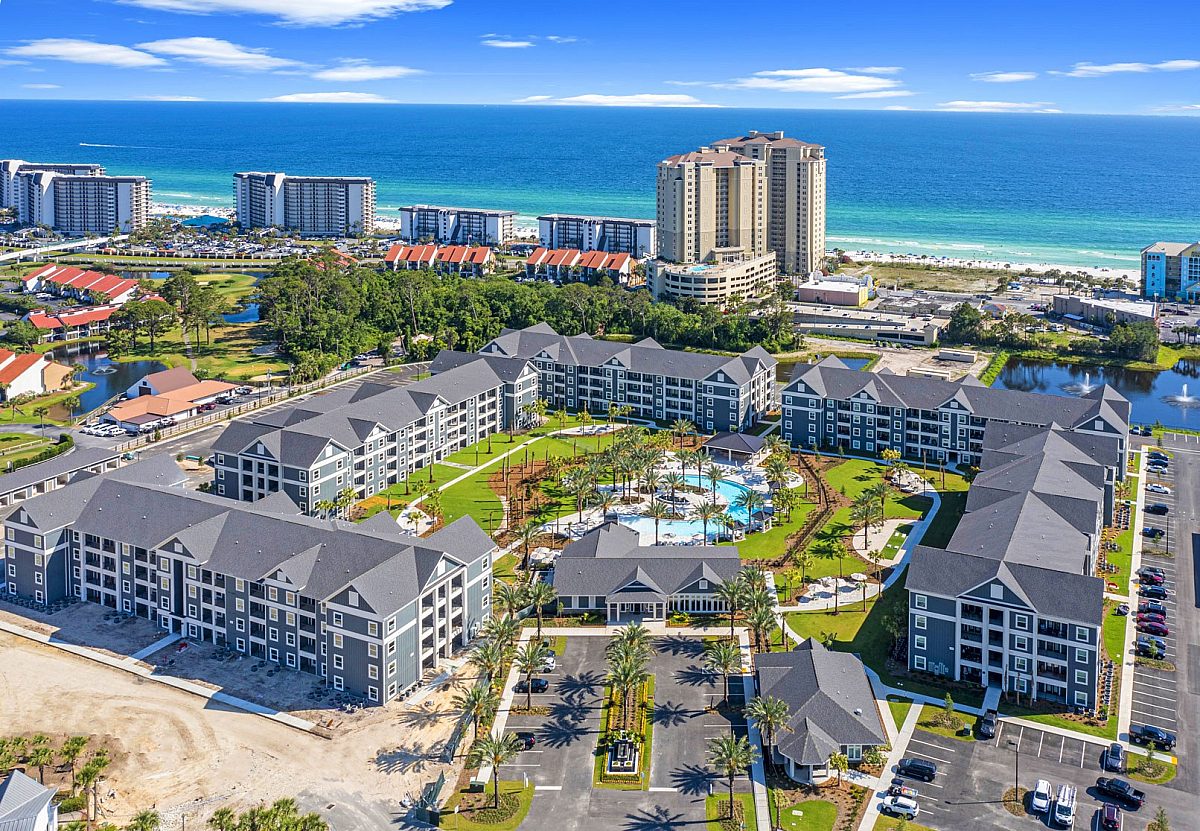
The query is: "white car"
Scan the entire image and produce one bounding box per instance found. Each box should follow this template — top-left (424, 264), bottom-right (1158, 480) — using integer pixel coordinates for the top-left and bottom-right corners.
top-left (881, 796), bottom-right (919, 820)
top-left (1146, 483), bottom-right (1171, 495)
top-left (540, 655), bottom-right (557, 672)
top-left (1030, 779), bottom-right (1053, 813)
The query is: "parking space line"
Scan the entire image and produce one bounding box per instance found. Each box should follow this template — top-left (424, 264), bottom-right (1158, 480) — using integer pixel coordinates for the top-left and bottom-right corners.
top-left (1079, 743), bottom-right (1086, 769)
top-left (909, 738), bottom-right (956, 753)
top-left (1131, 688), bottom-right (1177, 703)
top-left (1037, 732), bottom-right (1044, 756)
top-left (1057, 735), bottom-right (1066, 764)
top-left (1133, 678), bottom-right (1178, 694)
top-left (1130, 710), bottom-right (1177, 725)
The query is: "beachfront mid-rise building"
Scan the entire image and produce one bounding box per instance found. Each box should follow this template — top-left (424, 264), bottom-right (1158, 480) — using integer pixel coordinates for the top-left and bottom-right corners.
top-left (234, 172), bottom-right (376, 236)
top-left (0, 455), bottom-right (495, 704)
top-left (711, 131), bottom-right (827, 275)
top-left (1, 160), bottom-right (105, 210)
top-left (537, 213), bottom-right (656, 258)
top-left (4, 163), bottom-right (150, 235)
top-left (399, 205), bottom-right (516, 246)
top-left (1142, 241), bottom-right (1200, 302)
top-left (477, 322), bottom-right (777, 433)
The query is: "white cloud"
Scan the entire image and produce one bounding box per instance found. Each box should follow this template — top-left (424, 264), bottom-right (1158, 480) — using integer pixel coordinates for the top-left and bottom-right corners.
top-left (514, 93), bottom-right (719, 108)
top-left (262, 91), bottom-right (399, 103)
top-left (882, 105), bottom-right (912, 111)
top-left (137, 37), bottom-right (300, 70)
top-left (7, 38), bottom-right (166, 68)
top-left (971, 71), bottom-right (1038, 83)
top-left (844, 66), bottom-right (903, 75)
top-left (140, 94), bottom-right (205, 100)
top-left (312, 61), bottom-right (423, 81)
top-left (483, 39), bottom-right (533, 48)
top-left (115, 0), bottom-right (451, 26)
top-left (727, 68), bottom-right (900, 94)
top-left (1053, 59), bottom-right (1200, 77)
top-left (836, 90), bottom-right (915, 99)
top-left (545, 35), bottom-right (577, 44)
top-left (22, 83), bottom-right (62, 89)
top-left (936, 100), bottom-right (1057, 112)
top-left (664, 80), bottom-right (716, 87)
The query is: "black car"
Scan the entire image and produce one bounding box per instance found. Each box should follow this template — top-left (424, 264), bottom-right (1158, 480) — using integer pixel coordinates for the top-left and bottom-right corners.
top-left (977, 709), bottom-right (998, 739)
top-left (1141, 528), bottom-right (1165, 540)
top-left (1138, 566), bottom-right (1165, 578)
top-left (1104, 743), bottom-right (1126, 773)
top-left (515, 678), bottom-right (549, 694)
top-left (1136, 635), bottom-right (1167, 657)
top-left (1138, 600), bottom-right (1167, 616)
top-left (897, 758), bottom-right (938, 782)
top-left (1130, 724), bottom-right (1176, 750)
top-left (1145, 503), bottom-right (1170, 515)
top-left (1139, 584), bottom-right (1168, 600)
top-left (514, 731), bottom-right (537, 749)
top-left (1148, 451), bottom-right (1168, 461)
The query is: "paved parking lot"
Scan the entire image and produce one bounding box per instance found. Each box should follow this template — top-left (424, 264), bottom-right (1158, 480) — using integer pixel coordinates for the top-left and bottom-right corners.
top-left (894, 725), bottom-right (1194, 831)
top-left (500, 635), bottom-right (745, 831)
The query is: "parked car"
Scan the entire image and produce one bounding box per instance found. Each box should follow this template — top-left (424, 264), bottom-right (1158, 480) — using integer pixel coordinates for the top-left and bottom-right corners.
top-left (881, 796), bottom-right (919, 820)
top-left (1136, 635), bottom-right (1167, 657)
top-left (977, 709), bottom-right (998, 739)
top-left (1099, 803), bottom-right (1123, 831)
top-left (1135, 612), bottom-right (1166, 625)
top-left (1103, 744), bottom-right (1126, 773)
top-left (1139, 585), bottom-right (1168, 600)
top-left (1146, 465), bottom-right (1168, 476)
top-left (1095, 777), bottom-right (1143, 808)
top-left (1053, 784), bottom-right (1077, 828)
top-left (199, 402), bottom-right (217, 412)
top-left (1145, 503), bottom-right (1170, 515)
top-left (1148, 451), bottom-right (1168, 462)
top-left (1138, 566), bottom-right (1166, 579)
top-left (1145, 483), bottom-right (1171, 495)
top-left (515, 678), bottom-right (548, 694)
top-left (1129, 724), bottom-right (1176, 750)
top-left (1031, 779), bottom-right (1053, 813)
top-left (513, 731), bottom-right (537, 750)
top-left (1141, 528), bottom-right (1165, 540)
top-left (539, 655), bottom-right (557, 672)
top-left (1138, 600), bottom-right (1167, 616)
top-left (886, 780), bottom-right (918, 799)
top-left (1137, 620), bottom-right (1169, 636)
top-left (897, 758), bottom-right (937, 782)
top-left (234, 386), bottom-right (253, 395)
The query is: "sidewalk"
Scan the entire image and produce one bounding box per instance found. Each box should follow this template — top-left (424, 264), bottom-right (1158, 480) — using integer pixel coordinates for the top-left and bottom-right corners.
top-left (856, 705), bottom-right (922, 831)
top-left (1117, 447), bottom-right (1146, 745)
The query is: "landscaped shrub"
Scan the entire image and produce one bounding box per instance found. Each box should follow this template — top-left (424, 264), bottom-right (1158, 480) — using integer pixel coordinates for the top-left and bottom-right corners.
top-left (7, 433), bottom-right (73, 473)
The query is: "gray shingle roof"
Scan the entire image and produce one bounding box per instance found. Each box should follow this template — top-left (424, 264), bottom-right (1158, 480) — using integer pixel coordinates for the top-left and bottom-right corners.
top-left (481, 324), bottom-right (776, 385)
top-left (755, 639), bottom-right (886, 765)
top-left (0, 446), bottom-right (121, 496)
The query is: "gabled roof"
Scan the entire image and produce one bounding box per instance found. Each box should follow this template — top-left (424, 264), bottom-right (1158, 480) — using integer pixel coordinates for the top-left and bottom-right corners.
top-left (0, 770), bottom-right (55, 831)
top-left (755, 639), bottom-right (886, 766)
top-left (0, 353), bottom-right (46, 385)
top-left (704, 431), bottom-right (766, 455)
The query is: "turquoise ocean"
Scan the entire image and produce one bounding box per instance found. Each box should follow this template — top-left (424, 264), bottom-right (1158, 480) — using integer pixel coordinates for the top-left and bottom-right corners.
top-left (5, 101), bottom-right (1199, 270)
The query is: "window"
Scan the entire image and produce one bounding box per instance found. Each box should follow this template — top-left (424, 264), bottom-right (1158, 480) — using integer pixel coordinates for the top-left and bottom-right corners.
top-left (235, 578), bottom-right (245, 592)
top-left (387, 661), bottom-right (397, 677)
top-left (333, 655), bottom-right (344, 670)
top-left (367, 686), bottom-right (379, 702)
top-left (286, 591), bottom-right (295, 606)
top-left (914, 594), bottom-right (927, 610)
top-left (1075, 627), bottom-right (1089, 643)
top-left (269, 647), bottom-right (279, 662)
top-left (368, 621), bottom-right (378, 636)
top-left (914, 615), bottom-right (927, 630)
top-left (333, 633), bottom-right (343, 648)
top-left (286, 653), bottom-right (297, 668)
top-left (188, 585), bottom-right (197, 598)
top-left (1013, 614), bottom-right (1029, 631)
top-left (386, 641), bottom-right (396, 655)
top-left (1014, 656), bottom-right (1029, 672)
top-left (1074, 670), bottom-right (1088, 685)
top-left (236, 598), bottom-right (245, 612)
top-left (33, 572), bottom-right (42, 585)
top-left (698, 579), bottom-right (708, 590)
top-left (914, 635), bottom-right (927, 650)
top-left (332, 611), bottom-right (343, 626)
top-left (286, 632), bottom-right (296, 646)
top-left (368, 665), bottom-right (379, 680)
top-left (913, 656), bottom-right (927, 670)
top-left (269, 607), bottom-right (278, 621)
top-left (122, 562), bottom-right (130, 574)
top-left (236, 638), bottom-right (246, 652)
top-left (1075, 648), bottom-right (1089, 663)
top-left (1016, 677), bottom-right (1028, 693)
top-left (1014, 635), bottom-right (1029, 652)
top-left (1074, 691), bottom-right (1088, 707)
top-left (368, 643), bottom-right (379, 658)
top-left (187, 565), bottom-right (197, 579)
top-left (286, 612), bottom-right (295, 626)
top-left (235, 619), bottom-right (245, 632)
top-left (268, 586), bottom-right (278, 601)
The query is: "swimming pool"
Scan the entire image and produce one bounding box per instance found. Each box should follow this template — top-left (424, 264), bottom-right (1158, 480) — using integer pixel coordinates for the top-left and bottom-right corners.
top-left (616, 473), bottom-right (758, 544)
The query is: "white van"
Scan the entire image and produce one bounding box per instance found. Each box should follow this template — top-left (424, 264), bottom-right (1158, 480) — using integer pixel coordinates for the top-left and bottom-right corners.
top-left (1052, 784), bottom-right (1076, 827)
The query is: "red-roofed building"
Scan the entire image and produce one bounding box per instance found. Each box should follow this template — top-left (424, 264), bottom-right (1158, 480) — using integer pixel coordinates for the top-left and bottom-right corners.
top-left (0, 350), bottom-right (72, 400)
top-left (525, 248), bottom-right (636, 284)
top-left (385, 244), bottom-right (439, 271)
top-left (21, 263), bottom-right (141, 305)
top-left (386, 244), bottom-right (493, 276)
top-left (25, 305), bottom-right (121, 343)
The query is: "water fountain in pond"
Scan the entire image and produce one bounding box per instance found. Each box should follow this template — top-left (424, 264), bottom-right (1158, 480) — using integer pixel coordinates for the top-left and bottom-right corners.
top-left (1163, 382), bottom-right (1200, 408)
top-left (1062, 371), bottom-right (1096, 395)
top-left (91, 364), bottom-right (118, 376)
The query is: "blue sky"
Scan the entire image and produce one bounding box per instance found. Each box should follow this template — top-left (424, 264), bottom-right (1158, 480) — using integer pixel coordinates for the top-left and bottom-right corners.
top-left (1, 0), bottom-right (1198, 114)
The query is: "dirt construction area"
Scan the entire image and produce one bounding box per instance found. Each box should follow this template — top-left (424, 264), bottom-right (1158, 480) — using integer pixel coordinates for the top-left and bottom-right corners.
top-left (0, 630), bottom-right (471, 831)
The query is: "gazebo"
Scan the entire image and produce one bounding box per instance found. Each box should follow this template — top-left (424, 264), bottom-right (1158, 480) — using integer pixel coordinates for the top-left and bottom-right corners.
top-left (703, 431), bottom-right (768, 466)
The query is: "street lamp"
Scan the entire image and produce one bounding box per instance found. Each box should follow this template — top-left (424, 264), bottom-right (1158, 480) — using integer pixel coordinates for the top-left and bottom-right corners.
top-left (1007, 738), bottom-right (1020, 805)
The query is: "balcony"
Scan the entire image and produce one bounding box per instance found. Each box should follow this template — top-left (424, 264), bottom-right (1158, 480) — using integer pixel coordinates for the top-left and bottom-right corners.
top-left (1037, 662), bottom-right (1067, 682)
top-left (988, 630), bottom-right (1005, 647)
top-left (960, 624), bottom-right (983, 643)
top-left (961, 605), bottom-right (983, 622)
top-left (1038, 622), bottom-right (1070, 640)
top-left (960, 645), bottom-right (982, 664)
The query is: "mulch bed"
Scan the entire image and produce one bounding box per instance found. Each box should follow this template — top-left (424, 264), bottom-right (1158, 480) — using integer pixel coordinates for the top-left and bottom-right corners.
top-left (767, 771), bottom-right (869, 831)
top-left (454, 789), bottom-right (521, 824)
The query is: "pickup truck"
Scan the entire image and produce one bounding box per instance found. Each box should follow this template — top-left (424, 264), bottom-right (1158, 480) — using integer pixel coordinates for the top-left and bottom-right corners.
top-left (1129, 724), bottom-right (1176, 750)
top-left (1095, 777), bottom-right (1145, 809)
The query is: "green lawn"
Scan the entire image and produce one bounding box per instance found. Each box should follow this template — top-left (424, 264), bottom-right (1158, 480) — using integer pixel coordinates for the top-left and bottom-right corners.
top-left (0, 383), bottom-right (96, 426)
top-left (439, 781), bottom-right (535, 831)
top-left (593, 677), bottom-right (656, 791)
top-left (1128, 759), bottom-right (1178, 786)
top-left (116, 321), bottom-right (289, 381)
top-left (771, 797), bottom-right (836, 831)
top-left (880, 525), bottom-right (910, 561)
top-left (0, 433), bottom-right (53, 469)
top-left (705, 792), bottom-right (758, 831)
top-left (873, 816), bottom-right (936, 831)
top-left (725, 499), bottom-right (817, 560)
top-left (887, 696), bottom-right (912, 727)
top-left (915, 704), bottom-right (975, 742)
top-left (1105, 475), bottom-right (1137, 595)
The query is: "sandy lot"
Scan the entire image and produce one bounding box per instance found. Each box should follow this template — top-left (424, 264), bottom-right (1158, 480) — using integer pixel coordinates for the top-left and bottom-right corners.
top-left (1, 631), bottom-right (471, 831)
top-left (800, 336), bottom-right (993, 379)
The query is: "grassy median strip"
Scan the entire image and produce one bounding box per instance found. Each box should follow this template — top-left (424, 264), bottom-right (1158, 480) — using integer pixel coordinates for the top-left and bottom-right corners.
top-left (592, 676), bottom-right (656, 791)
top-left (440, 781), bottom-right (535, 831)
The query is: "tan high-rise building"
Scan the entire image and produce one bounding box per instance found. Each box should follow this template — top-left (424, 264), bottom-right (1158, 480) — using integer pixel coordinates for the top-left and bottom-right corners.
top-left (655, 149), bottom-right (767, 264)
top-left (711, 131), bottom-right (826, 275)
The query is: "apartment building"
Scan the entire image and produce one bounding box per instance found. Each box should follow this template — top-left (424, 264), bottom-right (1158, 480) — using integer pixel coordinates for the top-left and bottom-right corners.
top-left (524, 248), bottom-right (635, 284)
top-left (1, 160), bottom-right (104, 209)
top-left (780, 355), bottom-right (1130, 467)
top-left (537, 213), bottom-right (656, 258)
top-left (234, 172), bottom-right (376, 236)
top-left (1141, 241), bottom-right (1200, 301)
top-left (905, 421), bottom-right (1121, 709)
top-left (9, 170), bottom-right (150, 235)
top-left (211, 355), bottom-right (539, 512)
top-left (0, 456), bottom-right (495, 703)
top-left (398, 205), bottom-right (516, 245)
top-left (477, 322), bottom-right (776, 432)
top-left (647, 254), bottom-right (778, 307)
top-left (711, 131), bottom-right (827, 275)
top-left (383, 244), bottom-right (494, 276)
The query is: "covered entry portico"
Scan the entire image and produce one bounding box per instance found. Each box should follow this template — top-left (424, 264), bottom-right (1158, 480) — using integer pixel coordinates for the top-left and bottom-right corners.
top-left (606, 589), bottom-right (667, 623)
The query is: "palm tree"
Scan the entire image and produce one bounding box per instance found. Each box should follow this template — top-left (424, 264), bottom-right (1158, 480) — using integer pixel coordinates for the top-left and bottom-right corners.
top-left (707, 734), bottom-right (758, 818)
top-left (704, 639), bottom-right (742, 709)
top-left (468, 734), bottom-right (524, 809)
top-left (28, 745), bottom-right (53, 784)
top-left (746, 604), bottom-right (776, 654)
top-left (866, 479), bottom-right (891, 519)
top-left (662, 472), bottom-right (686, 504)
top-left (125, 810), bottom-right (160, 831)
top-left (849, 499), bottom-right (876, 549)
top-left (793, 548), bottom-right (815, 589)
top-left (514, 641), bottom-right (551, 709)
top-left (828, 750), bottom-right (849, 785)
top-left (764, 455), bottom-right (791, 492)
top-left (646, 500), bottom-right (672, 545)
top-left (59, 736), bottom-right (88, 791)
top-left (453, 684), bottom-right (500, 742)
top-left (714, 578), bottom-right (748, 641)
top-left (607, 654), bottom-right (650, 730)
top-left (569, 476), bottom-right (595, 522)
top-left (206, 807), bottom-right (237, 831)
top-left (734, 489), bottom-right (766, 533)
top-left (525, 579), bottom-right (557, 640)
top-left (671, 417), bottom-right (695, 448)
top-left (514, 519), bottom-right (542, 572)
top-left (706, 464), bottom-right (726, 500)
top-left (593, 489), bottom-right (618, 521)
top-left (313, 499), bottom-right (336, 520)
top-left (469, 638), bottom-right (509, 689)
top-left (694, 500), bottom-right (721, 543)
top-left (480, 615), bottom-right (520, 649)
top-left (745, 695), bottom-right (791, 795)
top-left (494, 580), bottom-right (526, 621)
